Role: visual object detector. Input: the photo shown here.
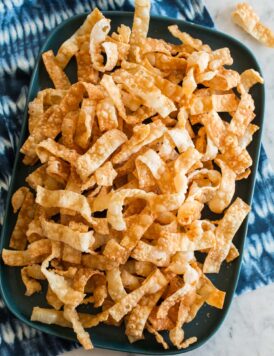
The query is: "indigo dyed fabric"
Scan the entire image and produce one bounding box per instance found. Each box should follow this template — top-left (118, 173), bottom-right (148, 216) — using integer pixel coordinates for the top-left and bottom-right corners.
top-left (0, 1), bottom-right (273, 355)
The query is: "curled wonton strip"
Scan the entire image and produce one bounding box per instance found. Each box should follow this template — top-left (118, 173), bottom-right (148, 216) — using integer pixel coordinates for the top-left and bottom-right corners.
top-left (89, 18), bottom-right (118, 72)
top-left (56, 8), bottom-right (104, 68)
top-left (208, 159), bottom-right (236, 214)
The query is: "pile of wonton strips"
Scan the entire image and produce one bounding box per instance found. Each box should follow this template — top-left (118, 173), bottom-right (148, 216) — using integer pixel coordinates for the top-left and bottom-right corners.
top-left (2, 0), bottom-right (263, 350)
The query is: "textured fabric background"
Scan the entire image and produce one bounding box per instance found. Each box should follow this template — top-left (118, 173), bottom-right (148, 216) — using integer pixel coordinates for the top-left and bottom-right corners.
top-left (0, 0), bottom-right (273, 355)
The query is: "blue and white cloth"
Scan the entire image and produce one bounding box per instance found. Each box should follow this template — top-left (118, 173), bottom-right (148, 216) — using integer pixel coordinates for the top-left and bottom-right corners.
top-left (0, 1), bottom-right (273, 355)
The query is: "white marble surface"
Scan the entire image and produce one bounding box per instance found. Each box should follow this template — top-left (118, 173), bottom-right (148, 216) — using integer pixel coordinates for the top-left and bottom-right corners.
top-left (61, 2), bottom-right (274, 355)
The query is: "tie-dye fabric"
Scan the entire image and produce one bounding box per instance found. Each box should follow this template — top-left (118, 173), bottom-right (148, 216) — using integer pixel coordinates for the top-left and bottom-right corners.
top-left (0, 1), bottom-right (273, 355)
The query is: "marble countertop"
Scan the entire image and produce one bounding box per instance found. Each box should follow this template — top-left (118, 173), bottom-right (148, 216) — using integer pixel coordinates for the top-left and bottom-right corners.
top-left (61, 1), bottom-right (274, 355)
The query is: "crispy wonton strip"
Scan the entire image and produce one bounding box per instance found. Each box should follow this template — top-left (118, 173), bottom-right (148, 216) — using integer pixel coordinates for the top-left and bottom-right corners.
top-left (2, 239), bottom-right (51, 266)
top-left (21, 264), bottom-right (45, 296)
top-left (74, 99), bottom-right (96, 150)
top-left (89, 18), bottom-right (118, 72)
top-left (106, 268), bottom-right (127, 302)
top-left (36, 138), bottom-right (79, 165)
top-left (36, 186), bottom-right (95, 225)
top-left (9, 188), bottom-right (35, 250)
top-left (203, 198), bottom-right (250, 273)
top-left (76, 129), bottom-right (127, 181)
top-left (126, 290), bottom-right (163, 342)
top-left (42, 50), bottom-right (71, 89)
top-left (41, 219), bottom-right (94, 252)
top-left (100, 75), bottom-right (126, 119)
top-left (232, 2), bottom-right (274, 47)
top-left (108, 269), bottom-right (167, 322)
top-left (208, 159), bottom-right (236, 214)
top-left (112, 120), bottom-right (165, 165)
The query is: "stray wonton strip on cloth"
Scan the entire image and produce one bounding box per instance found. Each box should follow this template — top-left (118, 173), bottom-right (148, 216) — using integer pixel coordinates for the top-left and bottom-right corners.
top-left (2, 0), bottom-right (263, 351)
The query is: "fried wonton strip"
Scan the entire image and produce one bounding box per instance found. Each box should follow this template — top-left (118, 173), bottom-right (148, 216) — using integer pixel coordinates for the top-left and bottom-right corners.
top-left (31, 307), bottom-right (108, 329)
top-left (203, 198), bottom-right (250, 273)
top-left (2, 239), bottom-right (51, 266)
top-left (169, 292), bottom-right (197, 349)
top-left (62, 244), bottom-right (81, 264)
top-left (31, 307), bottom-right (71, 327)
top-left (25, 84), bottom-right (99, 162)
top-left (46, 286), bottom-right (63, 310)
top-left (9, 188), bottom-right (35, 250)
top-left (76, 129), bottom-right (127, 181)
top-left (82, 254), bottom-right (118, 271)
top-left (238, 69), bottom-right (264, 94)
top-left (47, 157), bottom-right (70, 184)
top-left (55, 8), bottom-right (104, 68)
top-left (76, 41), bottom-right (99, 84)
top-left (208, 159), bottom-right (236, 214)
top-left (129, 0), bottom-right (151, 61)
top-left (28, 94), bottom-right (44, 134)
top-left (64, 306), bottom-right (93, 350)
top-left (61, 110), bottom-right (79, 148)
top-left (42, 50), bottom-right (71, 89)
top-left (36, 186), bottom-right (95, 225)
top-left (21, 264), bottom-right (45, 296)
top-left (104, 208), bottom-right (154, 264)
top-left (229, 93), bottom-right (255, 137)
top-left (89, 18), bottom-right (118, 72)
top-left (157, 282), bottom-right (196, 320)
top-left (41, 219), bottom-right (94, 252)
top-left (198, 275), bottom-right (226, 309)
top-left (190, 94), bottom-right (238, 115)
top-left (232, 3), bottom-right (274, 47)
top-left (136, 149), bottom-right (166, 180)
top-left (226, 243), bottom-right (240, 262)
top-left (201, 111), bottom-right (226, 149)
top-left (146, 322), bottom-right (169, 349)
top-left (130, 0), bottom-right (151, 47)
top-left (94, 161), bottom-right (117, 187)
top-left (174, 147), bottom-right (202, 194)
top-left (132, 229), bottom-right (214, 267)
top-left (113, 69), bottom-right (176, 117)
top-left (11, 187), bottom-right (29, 213)
top-left (112, 120), bottom-right (166, 165)
top-left (41, 241), bottom-right (92, 349)
top-left (106, 268), bottom-right (127, 302)
top-left (101, 74), bottom-right (126, 119)
top-left (168, 25), bottom-right (203, 50)
top-left (108, 269), bottom-right (167, 322)
top-left (96, 97), bottom-right (118, 132)
top-left (36, 138), bottom-right (80, 165)
top-left (106, 189), bottom-right (154, 231)
top-left (126, 290), bottom-right (163, 342)
top-left (74, 99), bottom-right (96, 150)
